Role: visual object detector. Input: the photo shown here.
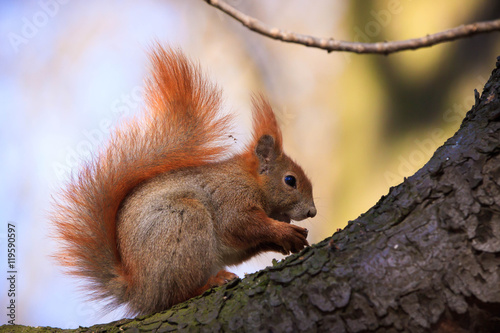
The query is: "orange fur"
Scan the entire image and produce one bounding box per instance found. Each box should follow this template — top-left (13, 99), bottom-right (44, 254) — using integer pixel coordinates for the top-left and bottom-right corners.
top-left (51, 46), bottom-right (232, 305)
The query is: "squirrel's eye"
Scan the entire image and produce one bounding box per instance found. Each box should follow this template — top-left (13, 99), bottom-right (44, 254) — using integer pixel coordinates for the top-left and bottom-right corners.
top-left (284, 175), bottom-right (297, 188)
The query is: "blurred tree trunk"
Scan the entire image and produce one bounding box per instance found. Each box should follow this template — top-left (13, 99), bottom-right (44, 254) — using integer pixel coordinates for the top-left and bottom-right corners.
top-left (5, 57), bottom-right (500, 333)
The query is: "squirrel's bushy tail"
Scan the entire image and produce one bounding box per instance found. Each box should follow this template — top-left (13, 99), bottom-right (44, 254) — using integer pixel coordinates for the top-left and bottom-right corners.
top-left (51, 45), bottom-right (232, 309)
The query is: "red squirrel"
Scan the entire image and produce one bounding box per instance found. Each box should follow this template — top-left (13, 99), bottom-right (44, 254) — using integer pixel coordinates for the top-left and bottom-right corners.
top-left (52, 45), bottom-right (316, 316)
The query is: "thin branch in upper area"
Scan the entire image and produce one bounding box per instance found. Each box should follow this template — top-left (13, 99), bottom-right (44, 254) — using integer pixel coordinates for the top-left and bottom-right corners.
top-left (204, 0), bottom-right (500, 55)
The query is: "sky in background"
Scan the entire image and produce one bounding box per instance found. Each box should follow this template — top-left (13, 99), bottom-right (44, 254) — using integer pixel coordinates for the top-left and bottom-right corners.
top-left (1, 0), bottom-right (499, 329)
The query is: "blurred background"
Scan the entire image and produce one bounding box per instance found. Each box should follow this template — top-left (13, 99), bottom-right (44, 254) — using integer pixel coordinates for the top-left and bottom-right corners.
top-left (1, 0), bottom-right (499, 328)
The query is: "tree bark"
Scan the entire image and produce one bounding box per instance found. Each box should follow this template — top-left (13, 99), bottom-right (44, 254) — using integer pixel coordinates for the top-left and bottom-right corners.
top-left (5, 57), bottom-right (500, 333)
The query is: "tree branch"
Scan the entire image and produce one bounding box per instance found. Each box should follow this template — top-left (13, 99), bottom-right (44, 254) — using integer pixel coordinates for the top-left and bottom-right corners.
top-left (204, 0), bottom-right (500, 54)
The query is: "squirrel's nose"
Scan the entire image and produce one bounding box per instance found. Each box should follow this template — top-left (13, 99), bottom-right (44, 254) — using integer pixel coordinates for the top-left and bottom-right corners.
top-left (307, 206), bottom-right (317, 218)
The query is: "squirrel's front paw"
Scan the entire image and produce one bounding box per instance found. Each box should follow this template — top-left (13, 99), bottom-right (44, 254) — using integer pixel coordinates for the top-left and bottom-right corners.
top-left (275, 223), bottom-right (309, 255)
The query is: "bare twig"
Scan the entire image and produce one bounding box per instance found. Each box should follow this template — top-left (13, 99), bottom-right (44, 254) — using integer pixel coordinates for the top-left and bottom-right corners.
top-left (204, 0), bottom-right (500, 55)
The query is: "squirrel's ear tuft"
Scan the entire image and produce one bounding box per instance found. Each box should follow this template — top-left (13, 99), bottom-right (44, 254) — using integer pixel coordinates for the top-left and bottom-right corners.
top-left (255, 134), bottom-right (279, 173)
top-left (250, 95), bottom-right (283, 151)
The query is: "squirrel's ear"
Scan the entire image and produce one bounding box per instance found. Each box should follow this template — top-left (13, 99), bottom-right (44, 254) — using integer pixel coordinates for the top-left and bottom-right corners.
top-left (255, 134), bottom-right (279, 174)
